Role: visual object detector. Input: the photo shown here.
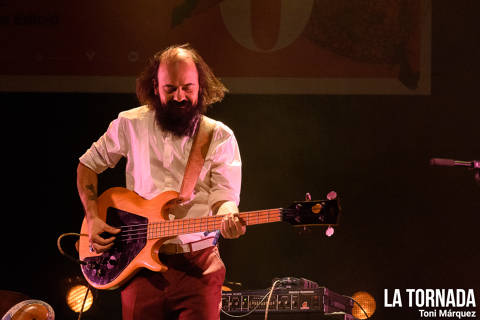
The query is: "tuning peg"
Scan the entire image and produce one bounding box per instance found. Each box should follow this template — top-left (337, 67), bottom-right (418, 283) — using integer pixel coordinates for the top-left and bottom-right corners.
top-left (326, 191), bottom-right (337, 200)
top-left (325, 226), bottom-right (334, 237)
top-left (305, 193), bottom-right (311, 201)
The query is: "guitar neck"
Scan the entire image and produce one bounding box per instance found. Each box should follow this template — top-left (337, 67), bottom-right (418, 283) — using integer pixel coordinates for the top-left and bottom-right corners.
top-left (148, 209), bottom-right (282, 239)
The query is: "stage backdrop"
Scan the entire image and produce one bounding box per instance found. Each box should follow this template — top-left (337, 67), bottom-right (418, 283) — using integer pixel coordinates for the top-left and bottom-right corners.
top-left (0, 0), bottom-right (430, 94)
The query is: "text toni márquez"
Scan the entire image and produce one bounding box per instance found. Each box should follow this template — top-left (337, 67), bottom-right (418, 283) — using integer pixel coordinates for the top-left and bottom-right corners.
top-left (384, 289), bottom-right (477, 319)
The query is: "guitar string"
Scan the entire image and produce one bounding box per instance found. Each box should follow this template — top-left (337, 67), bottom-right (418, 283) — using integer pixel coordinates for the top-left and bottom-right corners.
top-left (117, 217), bottom-right (284, 240)
top-left (112, 210), bottom-right (286, 242)
top-left (117, 211), bottom-right (283, 239)
top-left (115, 208), bottom-right (290, 230)
top-left (115, 220), bottom-right (284, 243)
top-left (122, 209), bottom-right (283, 231)
top-left (115, 209), bottom-right (285, 234)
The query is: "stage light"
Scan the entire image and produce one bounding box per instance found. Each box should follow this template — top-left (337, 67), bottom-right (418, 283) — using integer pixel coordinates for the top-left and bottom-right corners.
top-left (351, 291), bottom-right (376, 319)
top-left (0, 293), bottom-right (54, 320)
top-left (66, 285), bottom-right (93, 313)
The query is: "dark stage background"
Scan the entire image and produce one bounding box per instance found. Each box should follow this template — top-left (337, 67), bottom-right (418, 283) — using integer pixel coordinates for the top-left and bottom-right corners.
top-left (1, 1), bottom-right (479, 320)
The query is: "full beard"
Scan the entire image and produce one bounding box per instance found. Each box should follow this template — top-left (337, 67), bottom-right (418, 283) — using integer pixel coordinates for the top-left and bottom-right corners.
top-left (154, 100), bottom-right (201, 137)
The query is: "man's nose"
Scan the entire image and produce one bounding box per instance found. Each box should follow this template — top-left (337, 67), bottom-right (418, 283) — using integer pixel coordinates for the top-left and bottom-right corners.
top-left (173, 88), bottom-right (186, 102)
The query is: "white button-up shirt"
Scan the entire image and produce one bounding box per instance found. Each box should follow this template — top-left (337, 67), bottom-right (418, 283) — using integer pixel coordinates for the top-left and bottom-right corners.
top-left (79, 105), bottom-right (241, 244)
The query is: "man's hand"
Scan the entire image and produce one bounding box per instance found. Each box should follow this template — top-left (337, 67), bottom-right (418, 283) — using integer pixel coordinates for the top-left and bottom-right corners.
top-left (221, 214), bottom-right (246, 239)
top-left (87, 216), bottom-right (121, 253)
top-left (214, 201), bottom-right (246, 239)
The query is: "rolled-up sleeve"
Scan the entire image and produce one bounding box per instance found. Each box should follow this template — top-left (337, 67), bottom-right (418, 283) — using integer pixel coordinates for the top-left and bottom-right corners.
top-left (208, 127), bottom-right (242, 208)
top-left (79, 116), bottom-right (128, 174)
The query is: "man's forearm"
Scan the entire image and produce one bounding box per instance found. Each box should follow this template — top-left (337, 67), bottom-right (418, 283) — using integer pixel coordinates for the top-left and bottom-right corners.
top-left (77, 162), bottom-right (99, 221)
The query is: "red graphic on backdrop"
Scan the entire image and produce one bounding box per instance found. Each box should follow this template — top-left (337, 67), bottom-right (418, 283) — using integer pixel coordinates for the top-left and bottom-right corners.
top-left (0, 0), bottom-right (430, 94)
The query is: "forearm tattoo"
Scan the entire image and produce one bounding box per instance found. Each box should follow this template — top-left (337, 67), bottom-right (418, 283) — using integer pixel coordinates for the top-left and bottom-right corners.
top-left (86, 184), bottom-right (97, 200)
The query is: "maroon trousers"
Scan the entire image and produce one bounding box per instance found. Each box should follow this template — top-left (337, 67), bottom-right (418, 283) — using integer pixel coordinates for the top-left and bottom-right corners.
top-left (121, 246), bottom-right (226, 320)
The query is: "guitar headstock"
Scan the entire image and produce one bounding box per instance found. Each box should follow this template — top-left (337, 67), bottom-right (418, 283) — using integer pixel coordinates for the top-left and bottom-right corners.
top-left (281, 192), bottom-right (341, 228)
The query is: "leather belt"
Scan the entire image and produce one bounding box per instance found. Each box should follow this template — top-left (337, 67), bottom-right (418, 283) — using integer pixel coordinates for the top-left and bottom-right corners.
top-left (159, 237), bottom-right (215, 255)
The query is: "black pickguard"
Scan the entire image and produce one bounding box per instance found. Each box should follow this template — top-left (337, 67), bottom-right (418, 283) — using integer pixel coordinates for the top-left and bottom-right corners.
top-left (81, 207), bottom-right (148, 286)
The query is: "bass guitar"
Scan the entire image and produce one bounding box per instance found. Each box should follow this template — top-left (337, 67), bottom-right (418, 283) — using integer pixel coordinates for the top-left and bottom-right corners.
top-left (78, 187), bottom-right (340, 290)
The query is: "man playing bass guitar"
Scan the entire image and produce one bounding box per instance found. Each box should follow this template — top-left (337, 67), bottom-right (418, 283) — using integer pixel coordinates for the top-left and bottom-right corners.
top-left (77, 44), bottom-right (245, 320)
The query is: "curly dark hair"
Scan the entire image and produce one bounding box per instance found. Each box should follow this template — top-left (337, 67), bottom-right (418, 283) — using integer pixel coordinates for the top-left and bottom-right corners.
top-left (136, 43), bottom-right (228, 114)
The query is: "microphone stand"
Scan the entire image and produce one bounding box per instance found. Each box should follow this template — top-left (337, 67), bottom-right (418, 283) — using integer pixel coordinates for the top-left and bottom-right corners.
top-left (430, 158), bottom-right (480, 186)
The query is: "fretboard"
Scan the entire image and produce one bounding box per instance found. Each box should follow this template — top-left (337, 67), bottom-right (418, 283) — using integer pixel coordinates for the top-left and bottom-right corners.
top-left (147, 209), bottom-right (282, 239)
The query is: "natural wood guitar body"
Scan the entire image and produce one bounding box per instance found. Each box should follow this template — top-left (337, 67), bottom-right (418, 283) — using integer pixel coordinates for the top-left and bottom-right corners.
top-left (79, 187), bottom-right (179, 290)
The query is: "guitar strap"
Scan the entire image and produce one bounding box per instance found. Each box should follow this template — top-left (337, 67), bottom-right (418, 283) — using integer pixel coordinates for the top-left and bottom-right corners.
top-left (178, 115), bottom-right (216, 202)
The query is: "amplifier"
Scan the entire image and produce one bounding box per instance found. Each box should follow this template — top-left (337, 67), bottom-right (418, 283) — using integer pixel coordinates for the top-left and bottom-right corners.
top-left (221, 287), bottom-right (355, 319)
